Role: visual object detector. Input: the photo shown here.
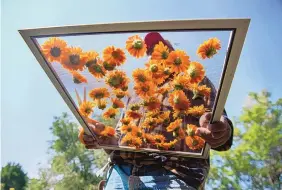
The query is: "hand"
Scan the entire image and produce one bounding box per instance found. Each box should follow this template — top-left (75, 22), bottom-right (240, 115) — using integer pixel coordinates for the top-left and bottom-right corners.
top-left (78, 122), bottom-right (105, 149)
top-left (196, 112), bottom-right (231, 148)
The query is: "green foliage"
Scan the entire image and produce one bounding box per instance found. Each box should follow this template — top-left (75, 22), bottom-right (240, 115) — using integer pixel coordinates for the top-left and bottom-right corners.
top-left (1, 162), bottom-right (28, 190)
top-left (27, 113), bottom-right (109, 190)
top-left (207, 91), bottom-right (282, 189)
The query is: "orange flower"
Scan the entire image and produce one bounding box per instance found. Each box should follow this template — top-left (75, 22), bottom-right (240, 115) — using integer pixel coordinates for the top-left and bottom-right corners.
top-left (185, 136), bottom-right (205, 150)
top-left (144, 133), bottom-right (156, 144)
top-left (158, 111), bottom-right (171, 125)
top-left (126, 110), bottom-right (142, 120)
top-left (142, 117), bottom-right (158, 130)
top-left (103, 61), bottom-right (116, 71)
top-left (120, 117), bottom-right (132, 125)
top-left (103, 46), bottom-right (126, 66)
top-left (85, 50), bottom-right (99, 65)
top-left (156, 86), bottom-right (170, 95)
top-left (113, 89), bottom-right (128, 99)
top-left (134, 81), bottom-right (156, 99)
top-left (95, 99), bottom-right (107, 110)
top-left (112, 98), bottom-right (125, 109)
top-left (166, 119), bottom-right (182, 132)
top-left (89, 88), bottom-right (110, 100)
top-left (188, 105), bottom-right (207, 117)
top-left (187, 62), bottom-right (205, 84)
top-left (151, 41), bottom-right (169, 61)
top-left (145, 60), bottom-right (166, 85)
top-left (168, 90), bottom-right (190, 112)
top-left (120, 124), bottom-right (138, 134)
top-left (103, 108), bottom-right (118, 119)
top-left (154, 134), bottom-right (166, 143)
top-left (105, 70), bottom-right (129, 90)
top-left (132, 136), bottom-right (143, 147)
top-left (178, 127), bottom-right (185, 139)
top-left (121, 133), bottom-right (134, 145)
top-left (100, 126), bottom-right (116, 137)
top-left (132, 68), bottom-right (151, 83)
top-left (87, 58), bottom-right (106, 78)
top-left (60, 47), bottom-right (87, 71)
top-left (166, 50), bottom-right (190, 74)
top-left (79, 101), bottom-right (95, 117)
top-left (186, 124), bottom-right (198, 136)
top-left (143, 97), bottom-right (161, 111)
top-left (41, 37), bottom-right (68, 63)
top-left (172, 75), bottom-right (190, 90)
top-left (126, 35), bottom-right (147, 58)
top-left (197, 38), bottom-right (221, 59)
top-left (157, 139), bottom-right (178, 150)
top-left (71, 71), bottom-right (88, 84)
top-left (189, 84), bottom-right (211, 100)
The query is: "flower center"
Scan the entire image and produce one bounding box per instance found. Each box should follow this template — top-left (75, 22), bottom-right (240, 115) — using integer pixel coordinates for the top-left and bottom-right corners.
top-left (174, 57), bottom-right (182, 65)
top-left (73, 77), bottom-right (81, 84)
top-left (192, 139), bottom-right (199, 146)
top-left (206, 47), bottom-right (216, 57)
top-left (187, 128), bottom-right (195, 136)
top-left (103, 62), bottom-right (115, 71)
top-left (109, 76), bottom-right (123, 87)
top-left (188, 67), bottom-right (197, 78)
top-left (173, 96), bottom-right (180, 104)
top-left (137, 75), bottom-right (146, 82)
top-left (161, 51), bottom-right (168, 59)
top-left (95, 92), bottom-right (104, 99)
top-left (133, 40), bottom-right (143, 50)
top-left (141, 86), bottom-right (149, 92)
top-left (127, 127), bottom-right (132, 132)
top-left (85, 107), bottom-right (92, 114)
top-left (163, 68), bottom-right (171, 75)
top-left (50, 47), bottom-right (61, 57)
top-left (150, 64), bottom-right (158, 73)
top-left (69, 54), bottom-right (80, 65)
top-left (112, 51), bottom-right (120, 59)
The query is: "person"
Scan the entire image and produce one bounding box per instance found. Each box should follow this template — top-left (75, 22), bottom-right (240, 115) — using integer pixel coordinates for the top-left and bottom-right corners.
top-left (80, 32), bottom-right (233, 190)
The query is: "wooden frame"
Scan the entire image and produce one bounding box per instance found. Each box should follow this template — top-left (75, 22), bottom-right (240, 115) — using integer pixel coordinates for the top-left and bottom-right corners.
top-left (19, 18), bottom-right (250, 159)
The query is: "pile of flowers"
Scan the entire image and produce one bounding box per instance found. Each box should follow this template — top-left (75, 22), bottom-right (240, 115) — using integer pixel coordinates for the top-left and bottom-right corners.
top-left (41, 34), bottom-right (221, 151)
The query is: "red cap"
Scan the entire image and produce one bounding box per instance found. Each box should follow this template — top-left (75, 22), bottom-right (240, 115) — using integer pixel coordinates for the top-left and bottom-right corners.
top-left (144, 32), bottom-right (174, 55)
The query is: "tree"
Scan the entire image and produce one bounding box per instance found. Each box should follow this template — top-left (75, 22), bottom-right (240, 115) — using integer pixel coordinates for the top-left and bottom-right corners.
top-left (207, 90), bottom-right (282, 189)
top-left (27, 113), bottom-right (110, 190)
top-left (1, 162), bottom-right (28, 190)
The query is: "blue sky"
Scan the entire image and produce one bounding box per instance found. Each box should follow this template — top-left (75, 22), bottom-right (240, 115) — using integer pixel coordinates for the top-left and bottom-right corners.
top-left (1, 0), bottom-right (282, 178)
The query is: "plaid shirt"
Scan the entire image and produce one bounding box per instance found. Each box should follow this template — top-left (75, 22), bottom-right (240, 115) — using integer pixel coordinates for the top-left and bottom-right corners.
top-left (109, 77), bottom-right (233, 188)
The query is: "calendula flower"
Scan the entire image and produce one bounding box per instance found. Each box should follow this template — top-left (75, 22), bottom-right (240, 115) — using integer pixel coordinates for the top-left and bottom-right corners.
top-left (166, 119), bottom-right (182, 132)
top-left (157, 139), bottom-right (178, 150)
top-left (103, 61), bottom-right (116, 71)
top-left (89, 88), bottom-right (110, 100)
top-left (185, 136), bottom-right (205, 150)
top-left (112, 98), bottom-right (125, 109)
top-left (151, 41), bottom-right (170, 61)
top-left (41, 37), bottom-right (68, 63)
top-left (87, 58), bottom-right (106, 78)
top-left (60, 47), bottom-right (87, 71)
top-left (126, 110), bottom-right (142, 120)
top-left (103, 108), bottom-right (118, 119)
top-left (121, 133), bottom-right (134, 145)
top-left (142, 117), bottom-right (158, 130)
top-left (158, 111), bottom-right (171, 125)
top-left (166, 50), bottom-right (190, 74)
top-left (188, 105), bottom-right (207, 117)
top-left (103, 46), bottom-right (126, 66)
top-left (100, 126), bottom-right (116, 137)
top-left (186, 124), bottom-right (198, 136)
top-left (121, 124), bottom-right (138, 134)
top-left (126, 35), bottom-right (147, 58)
top-left (113, 89), bottom-right (128, 99)
top-left (134, 81), bottom-right (156, 99)
top-left (130, 103), bottom-right (141, 111)
top-left (144, 133), bottom-right (156, 144)
top-left (145, 60), bottom-right (166, 85)
top-left (71, 71), bottom-right (88, 84)
top-left (187, 62), bottom-right (205, 84)
top-left (154, 134), bottom-right (166, 143)
top-left (168, 90), bottom-right (191, 112)
top-left (145, 110), bottom-right (159, 118)
top-left (95, 99), bottom-right (107, 110)
top-left (197, 38), bottom-right (221, 59)
top-left (132, 68), bottom-right (151, 83)
top-left (85, 51), bottom-right (99, 66)
top-left (121, 117), bottom-right (132, 125)
top-left (105, 70), bottom-right (129, 90)
top-left (143, 97), bottom-right (161, 111)
top-left (189, 84), bottom-right (211, 100)
top-left (172, 75), bottom-right (190, 90)
top-left (79, 101), bottom-right (95, 117)
top-left (132, 136), bottom-right (143, 148)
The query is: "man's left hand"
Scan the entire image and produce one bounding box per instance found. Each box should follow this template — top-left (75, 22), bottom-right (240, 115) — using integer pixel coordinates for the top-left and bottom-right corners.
top-left (196, 112), bottom-right (231, 148)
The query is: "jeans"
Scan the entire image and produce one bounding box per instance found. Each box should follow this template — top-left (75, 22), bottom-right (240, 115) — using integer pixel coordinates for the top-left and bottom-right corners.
top-left (105, 164), bottom-right (196, 190)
